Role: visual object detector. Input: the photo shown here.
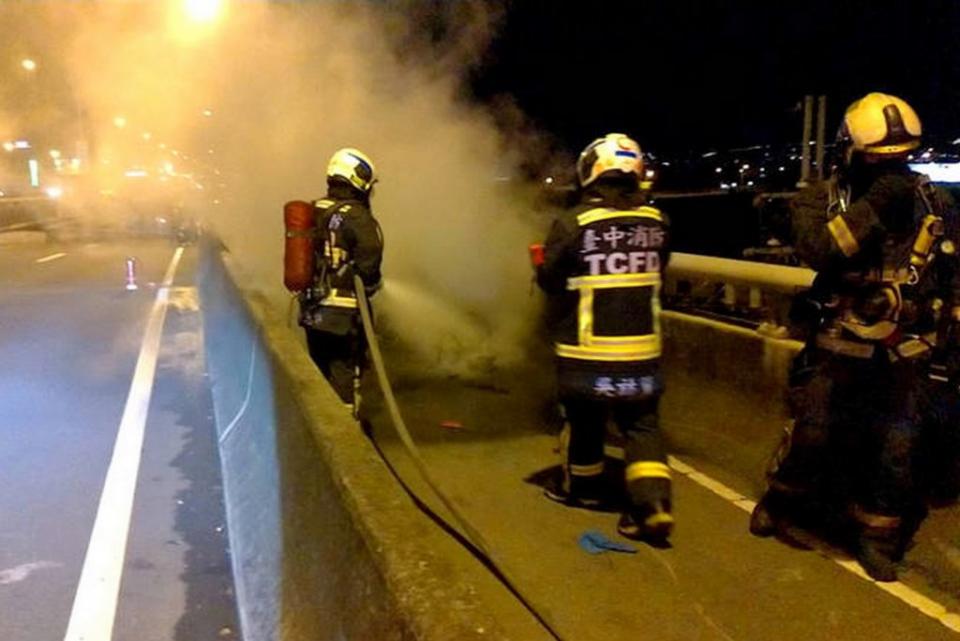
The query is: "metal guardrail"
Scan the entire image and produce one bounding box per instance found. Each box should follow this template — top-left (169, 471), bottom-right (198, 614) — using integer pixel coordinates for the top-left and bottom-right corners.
top-left (665, 252), bottom-right (816, 334)
top-left (669, 252), bottom-right (814, 292)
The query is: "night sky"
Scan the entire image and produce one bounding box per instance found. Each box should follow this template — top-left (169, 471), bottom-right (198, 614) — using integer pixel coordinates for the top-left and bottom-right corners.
top-left (471, 0), bottom-right (960, 153)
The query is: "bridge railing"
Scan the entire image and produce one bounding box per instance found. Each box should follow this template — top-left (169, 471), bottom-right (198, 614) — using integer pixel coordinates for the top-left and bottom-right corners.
top-left (664, 252), bottom-right (815, 336)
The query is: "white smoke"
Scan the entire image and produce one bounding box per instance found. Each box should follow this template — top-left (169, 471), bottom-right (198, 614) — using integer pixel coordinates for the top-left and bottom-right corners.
top-left (4, 1), bottom-right (552, 378)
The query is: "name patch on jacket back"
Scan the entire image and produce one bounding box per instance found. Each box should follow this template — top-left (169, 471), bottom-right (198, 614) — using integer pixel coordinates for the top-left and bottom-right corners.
top-left (581, 222), bottom-right (664, 275)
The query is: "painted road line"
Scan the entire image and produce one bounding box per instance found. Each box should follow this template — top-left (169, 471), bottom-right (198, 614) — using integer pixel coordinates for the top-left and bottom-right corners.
top-left (63, 246), bottom-right (184, 641)
top-left (35, 252), bottom-right (67, 264)
top-left (605, 443), bottom-right (960, 633)
top-left (658, 449), bottom-right (960, 635)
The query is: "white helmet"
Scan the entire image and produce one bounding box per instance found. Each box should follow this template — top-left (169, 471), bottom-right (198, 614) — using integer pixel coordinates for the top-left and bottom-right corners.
top-left (326, 147), bottom-right (376, 193)
top-left (576, 133), bottom-right (643, 188)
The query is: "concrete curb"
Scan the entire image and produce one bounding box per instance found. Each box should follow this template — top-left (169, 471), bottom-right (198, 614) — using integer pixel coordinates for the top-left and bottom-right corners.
top-left (198, 241), bottom-right (518, 641)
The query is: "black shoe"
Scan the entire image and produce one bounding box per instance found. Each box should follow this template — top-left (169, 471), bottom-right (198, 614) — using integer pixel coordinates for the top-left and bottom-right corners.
top-left (750, 491), bottom-right (792, 537)
top-left (857, 535), bottom-right (899, 582)
top-left (543, 475), bottom-right (604, 509)
top-left (618, 502), bottom-right (673, 542)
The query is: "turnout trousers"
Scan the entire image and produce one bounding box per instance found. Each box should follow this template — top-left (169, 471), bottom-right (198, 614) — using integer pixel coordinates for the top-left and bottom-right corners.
top-left (560, 393), bottom-right (671, 511)
top-left (772, 346), bottom-right (922, 528)
top-left (305, 328), bottom-right (365, 407)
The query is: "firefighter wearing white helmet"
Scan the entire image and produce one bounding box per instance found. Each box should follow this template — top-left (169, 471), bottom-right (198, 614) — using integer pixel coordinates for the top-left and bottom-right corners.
top-left (751, 93), bottom-right (960, 582)
top-left (535, 132), bottom-right (674, 543)
top-left (299, 147), bottom-right (383, 412)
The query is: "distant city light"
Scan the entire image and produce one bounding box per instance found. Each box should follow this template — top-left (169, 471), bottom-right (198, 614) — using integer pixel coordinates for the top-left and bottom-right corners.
top-left (124, 169), bottom-right (148, 178)
top-left (2, 142), bottom-right (14, 152)
top-left (910, 162), bottom-right (960, 183)
top-left (12, 140), bottom-right (30, 150)
top-left (203, 108), bottom-right (214, 117)
top-left (113, 116), bottom-right (127, 129)
top-left (28, 159), bottom-right (40, 187)
top-left (544, 176), bottom-right (554, 184)
top-left (142, 132), bottom-right (152, 141)
top-left (45, 186), bottom-right (63, 199)
top-left (49, 149), bottom-right (61, 159)
top-left (21, 58), bottom-right (37, 71)
top-left (645, 169), bottom-right (656, 178)
top-left (715, 167), bottom-right (722, 173)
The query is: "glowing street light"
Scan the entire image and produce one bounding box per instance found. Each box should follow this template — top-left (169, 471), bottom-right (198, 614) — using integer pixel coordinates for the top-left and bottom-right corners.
top-left (21, 58), bottom-right (37, 72)
top-left (184, 0), bottom-right (224, 23)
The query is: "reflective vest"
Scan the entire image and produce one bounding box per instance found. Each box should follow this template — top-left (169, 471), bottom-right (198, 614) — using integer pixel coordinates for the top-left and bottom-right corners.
top-left (555, 206), bottom-right (666, 363)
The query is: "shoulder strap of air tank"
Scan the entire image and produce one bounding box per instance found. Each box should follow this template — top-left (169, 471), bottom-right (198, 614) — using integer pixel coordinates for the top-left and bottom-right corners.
top-left (914, 174), bottom-right (945, 218)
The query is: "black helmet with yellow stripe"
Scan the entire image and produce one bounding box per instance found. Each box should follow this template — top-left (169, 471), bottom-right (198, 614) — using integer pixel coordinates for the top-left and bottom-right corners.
top-left (840, 93), bottom-right (921, 161)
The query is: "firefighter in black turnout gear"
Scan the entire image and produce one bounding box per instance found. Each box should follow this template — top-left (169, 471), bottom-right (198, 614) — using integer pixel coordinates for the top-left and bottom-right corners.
top-left (750, 93), bottom-right (960, 581)
top-left (536, 133), bottom-right (673, 543)
top-left (300, 148), bottom-right (383, 411)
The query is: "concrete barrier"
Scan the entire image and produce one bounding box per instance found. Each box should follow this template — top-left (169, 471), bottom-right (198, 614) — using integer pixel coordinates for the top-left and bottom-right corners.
top-left (660, 310), bottom-right (803, 491)
top-left (198, 242), bottom-right (531, 641)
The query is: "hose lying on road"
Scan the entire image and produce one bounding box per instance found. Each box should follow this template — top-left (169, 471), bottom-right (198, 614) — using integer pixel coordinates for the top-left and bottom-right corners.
top-left (354, 275), bottom-right (564, 641)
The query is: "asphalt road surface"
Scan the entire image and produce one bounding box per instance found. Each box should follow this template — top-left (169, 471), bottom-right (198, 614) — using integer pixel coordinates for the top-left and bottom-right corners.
top-left (365, 344), bottom-right (960, 641)
top-left (0, 237), bottom-right (239, 641)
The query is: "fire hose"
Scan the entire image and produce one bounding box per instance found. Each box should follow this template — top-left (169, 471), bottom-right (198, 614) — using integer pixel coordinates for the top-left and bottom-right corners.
top-left (353, 274), bottom-right (564, 641)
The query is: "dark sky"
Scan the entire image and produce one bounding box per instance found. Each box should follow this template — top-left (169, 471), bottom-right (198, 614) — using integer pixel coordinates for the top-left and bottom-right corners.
top-left (471, 0), bottom-right (960, 153)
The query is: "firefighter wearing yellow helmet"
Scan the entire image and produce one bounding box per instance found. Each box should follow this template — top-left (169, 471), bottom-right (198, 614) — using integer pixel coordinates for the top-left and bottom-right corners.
top-left (298, 147), bottom-right (383, 412)
top-left (535, 133), bottom-right (674, 543)
top-left (750, 93), bottom-right (960, 582)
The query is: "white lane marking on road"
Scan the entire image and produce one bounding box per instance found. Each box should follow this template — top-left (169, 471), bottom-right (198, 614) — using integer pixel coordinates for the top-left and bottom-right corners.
top-left (35, 252), bottom-right (67, 264)
top-left (63, 246), bottom-right (184, 641)
top-left (0, 561), bottom-right (62, 585)
top-left (658, 449), bottom-right (960, 635)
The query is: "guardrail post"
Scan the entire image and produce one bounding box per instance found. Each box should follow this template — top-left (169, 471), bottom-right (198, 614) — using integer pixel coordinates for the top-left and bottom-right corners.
top-left (723, 282), bottom-right (737, 309)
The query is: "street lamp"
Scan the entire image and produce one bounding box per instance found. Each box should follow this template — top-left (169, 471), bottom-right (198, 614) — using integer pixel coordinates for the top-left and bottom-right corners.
top-left (184, 0), bottom-right (223, 23)
top-left (21, 58), bottom-right (37, 72)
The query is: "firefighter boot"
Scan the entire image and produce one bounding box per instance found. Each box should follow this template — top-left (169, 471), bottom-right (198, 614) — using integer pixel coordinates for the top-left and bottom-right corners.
top-left (543, 470), bottom-right (605, 509)
top-left (749, 489), bottom-right (795, 537)
top-left (857, 527), bottom-right (901, 582)
top-left (618, 500), bottom-right (673, 543)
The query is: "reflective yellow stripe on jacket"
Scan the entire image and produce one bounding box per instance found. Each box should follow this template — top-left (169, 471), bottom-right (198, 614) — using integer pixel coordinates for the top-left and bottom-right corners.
top-left (576, 205), bottom-right (663, 226)
top-left (556, 208), bottom-right (663, 362)
top-left (321, 288), bottom-right (358, 309)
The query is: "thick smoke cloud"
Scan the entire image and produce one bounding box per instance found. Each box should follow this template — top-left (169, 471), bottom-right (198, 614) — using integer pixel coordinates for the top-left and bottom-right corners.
top-left (2, 1), bottom-right (549, 377)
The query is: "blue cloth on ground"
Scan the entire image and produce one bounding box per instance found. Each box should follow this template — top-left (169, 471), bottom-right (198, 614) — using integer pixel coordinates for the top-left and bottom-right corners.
top-left (578, 530), bottom-right (637, 554)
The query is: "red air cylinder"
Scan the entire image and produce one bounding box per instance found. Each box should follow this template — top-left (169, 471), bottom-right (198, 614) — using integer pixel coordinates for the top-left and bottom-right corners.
top-left (284, 200), bottom-right (316, 292)
top-left (528, 243), bottom-right (545, 268)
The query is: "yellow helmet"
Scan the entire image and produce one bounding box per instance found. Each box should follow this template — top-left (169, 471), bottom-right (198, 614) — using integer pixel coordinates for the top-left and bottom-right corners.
top-left (841, 92), bottom-right (921, 157)
top-left (326, 147), bottom-right (376, 192)
top-left (576, 133), bottom-right (643, 188)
